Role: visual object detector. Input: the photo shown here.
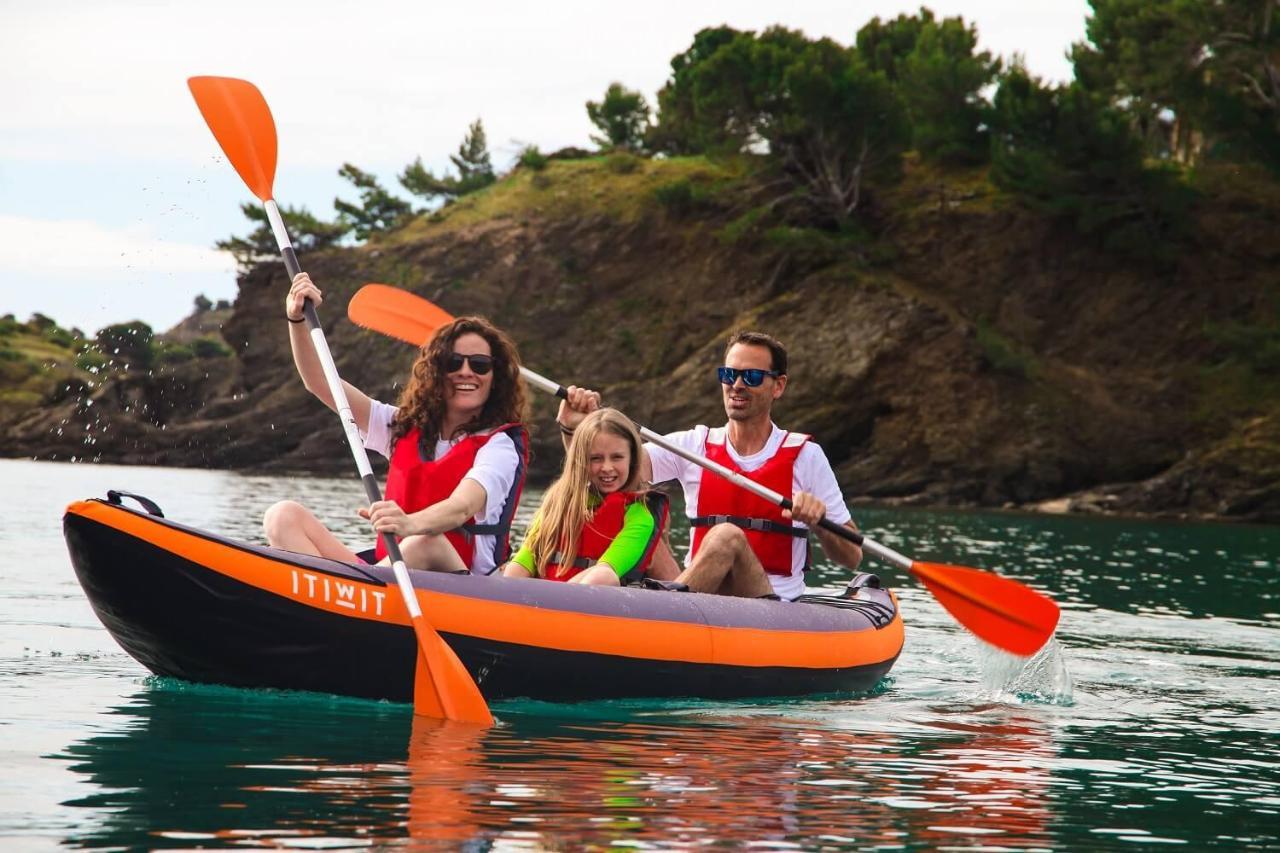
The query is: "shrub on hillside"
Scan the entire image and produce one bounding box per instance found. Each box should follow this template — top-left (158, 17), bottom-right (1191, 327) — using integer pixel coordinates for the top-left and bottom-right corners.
top-left (44, 326), bottom-right (74, 348)
top-left (155, 342), bottom-right (195, 364)
top-left (93, 321), bottom-right (154, 370)
top-left (192, 337), bottom-right (233, 359)
top-left (75, 348), bottom-right (107, 373)
top-left (518, 145), bottom-right (549, 171)
top-left (605, 152), bottom-right (643, 174)
top-left (653, 178), bottom-right (713, 215)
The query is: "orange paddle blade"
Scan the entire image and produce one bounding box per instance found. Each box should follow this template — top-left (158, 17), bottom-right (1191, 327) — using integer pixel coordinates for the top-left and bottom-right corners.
top-left (909, 561), bottom-right (1060, 656)
top-left (349, 284), bottom-right (458, 347)
top-left (412, 614), bottom-right (494, 725)
top-left (187, 76), bottom-right (277, 202)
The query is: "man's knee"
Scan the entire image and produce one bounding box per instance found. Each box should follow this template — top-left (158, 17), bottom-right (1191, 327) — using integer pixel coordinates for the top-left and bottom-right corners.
top-left (703, 522), bottom-right (748, 551)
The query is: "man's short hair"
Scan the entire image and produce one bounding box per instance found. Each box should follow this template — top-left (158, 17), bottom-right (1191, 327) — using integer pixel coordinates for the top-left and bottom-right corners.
top-left (726, 330), bottom-right (788, 375)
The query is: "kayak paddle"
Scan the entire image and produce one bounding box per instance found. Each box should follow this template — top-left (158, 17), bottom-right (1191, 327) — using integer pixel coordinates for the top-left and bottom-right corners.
top-left (187, 77), bottom-right (493, 725)
top-left (348, 283), bottom-right (1062, 657)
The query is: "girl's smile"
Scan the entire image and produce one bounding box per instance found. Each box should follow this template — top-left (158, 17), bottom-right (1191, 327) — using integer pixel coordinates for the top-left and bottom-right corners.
top-left (588, 432), bottom-right (632, 494)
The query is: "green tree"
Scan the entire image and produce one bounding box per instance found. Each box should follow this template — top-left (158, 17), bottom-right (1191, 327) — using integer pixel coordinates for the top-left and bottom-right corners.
top-left (586, 82), bottom-right (652, 150)
top-left (193, 294), bottom-right (213, 314)
top-left (650, 25), bottom-right (748, 154)
top-left (334, 164), bottom-right (415, 240)
top-left (400, 119), bottom-right (497, 204)
top-left (856, 8), bottom-right (933, 81)
top-left (1071, 0), bottom-right (1279, 170)
top-left (856, 9), bottom-right (1000, 164)
top-left (756, 31), bottom-right (911, 224)
top-left (652, 27), bottom-right (910, 225)
top-left (989, 64), bottom-right (1194, 257)
top-left (215, 203), bottom-right (349, 270)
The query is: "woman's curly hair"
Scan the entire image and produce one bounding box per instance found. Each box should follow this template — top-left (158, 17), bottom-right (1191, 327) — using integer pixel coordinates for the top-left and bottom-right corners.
top-left (389, 316), bottom-right (527, 447)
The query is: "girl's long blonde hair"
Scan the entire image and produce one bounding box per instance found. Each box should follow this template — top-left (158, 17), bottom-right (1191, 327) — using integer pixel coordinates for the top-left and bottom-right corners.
top-left (525, 408), bottom-right (646, 579)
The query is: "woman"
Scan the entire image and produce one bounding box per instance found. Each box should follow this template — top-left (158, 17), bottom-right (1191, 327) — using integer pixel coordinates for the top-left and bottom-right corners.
top-left (263, 273), bottom-right (528, 575)
top-left (503, 408), bottom-right (668, 586)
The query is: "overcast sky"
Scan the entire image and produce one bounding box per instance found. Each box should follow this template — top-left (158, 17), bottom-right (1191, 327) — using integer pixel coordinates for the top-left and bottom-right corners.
top-left (1, 0), bottom-right (1091, 335)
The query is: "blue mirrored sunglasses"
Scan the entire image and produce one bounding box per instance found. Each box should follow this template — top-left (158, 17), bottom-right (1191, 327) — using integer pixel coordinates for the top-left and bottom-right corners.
top-left (717, 366), bottom-right (779, 387)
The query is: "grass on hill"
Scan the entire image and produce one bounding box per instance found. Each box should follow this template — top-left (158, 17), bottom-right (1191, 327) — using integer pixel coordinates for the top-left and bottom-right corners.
top-left (385, 154), bottom-right (751, 244)
top-left (0, 320), bottom-right (85, 419)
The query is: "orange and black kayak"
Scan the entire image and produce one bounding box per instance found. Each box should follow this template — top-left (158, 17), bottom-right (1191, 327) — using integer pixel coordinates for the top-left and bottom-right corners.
top-left (63, 493), bottom-right (903, 704)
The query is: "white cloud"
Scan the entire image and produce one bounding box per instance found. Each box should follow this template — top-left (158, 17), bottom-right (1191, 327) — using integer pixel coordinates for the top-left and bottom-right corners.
top-left (0, 216), bottom-right (232, 276)
top-left (0, 216), bottom-right (236, 333)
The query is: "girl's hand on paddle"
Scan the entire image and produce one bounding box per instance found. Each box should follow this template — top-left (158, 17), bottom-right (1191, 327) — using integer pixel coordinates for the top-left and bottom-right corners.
top-left (286, 272), bottom-right (323, 322)
top-left (359, 500), bottom-right (417, 536)
top-left (783, 491), bottom-right (827, 527)
top-left (557, 385), bottom-right (601, 431)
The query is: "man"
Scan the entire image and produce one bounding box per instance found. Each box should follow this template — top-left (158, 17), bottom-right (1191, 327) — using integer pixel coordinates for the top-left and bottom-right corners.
top-left (557, 330), bottom-right (862, 600)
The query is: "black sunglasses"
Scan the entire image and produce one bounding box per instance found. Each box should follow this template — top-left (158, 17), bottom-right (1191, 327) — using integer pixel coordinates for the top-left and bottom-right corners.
top-left (717, 366), bottom-right (779, 387)
top-left (443, 352), bottom-right (494, 375)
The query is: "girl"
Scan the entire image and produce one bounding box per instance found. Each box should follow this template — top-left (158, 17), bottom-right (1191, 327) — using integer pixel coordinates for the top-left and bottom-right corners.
top-left (264, 273), bottom-right (528, 575)
top-left (503, 408), bottom-right (668, 585)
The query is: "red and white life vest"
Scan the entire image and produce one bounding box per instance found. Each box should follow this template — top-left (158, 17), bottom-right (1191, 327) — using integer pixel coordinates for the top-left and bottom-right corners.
top-left (545, 490), bottom-right (669, 582)
top-left (689, 428), bottom-right (810, 577)
top-left (374, 422), bottom-right (528, 569)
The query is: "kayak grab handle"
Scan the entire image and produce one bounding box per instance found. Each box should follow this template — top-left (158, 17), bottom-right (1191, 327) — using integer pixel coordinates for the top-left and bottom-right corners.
top-left (106, 490), bottom-right (165, 518)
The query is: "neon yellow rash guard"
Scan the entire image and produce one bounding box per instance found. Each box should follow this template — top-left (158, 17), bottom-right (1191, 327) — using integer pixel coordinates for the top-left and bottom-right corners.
top-left (511, 499), bottom-right (656, 579)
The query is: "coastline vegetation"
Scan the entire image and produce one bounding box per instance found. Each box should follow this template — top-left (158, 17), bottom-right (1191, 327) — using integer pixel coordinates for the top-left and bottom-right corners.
top-left (210, 2), bottom-right (1277, 272)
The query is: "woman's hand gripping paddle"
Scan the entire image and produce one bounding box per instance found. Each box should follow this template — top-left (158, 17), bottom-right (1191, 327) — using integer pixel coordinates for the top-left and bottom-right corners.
top-left (349, 283), bottom-right (1061, 656)
top-left (187, 78), bottom-right (492, 725)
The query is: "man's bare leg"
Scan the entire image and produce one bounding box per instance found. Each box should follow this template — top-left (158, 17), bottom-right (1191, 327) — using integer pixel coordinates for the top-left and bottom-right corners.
top-left (675, 524), bottom-right (775, 598)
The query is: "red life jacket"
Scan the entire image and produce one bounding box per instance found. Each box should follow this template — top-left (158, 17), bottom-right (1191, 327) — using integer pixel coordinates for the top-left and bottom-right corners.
top-left (689, 428), bottom-right (810, 577)
top-left (374, 422), bottom-right (528, 571)
top-left (544, 490), bottom-right (669, 582)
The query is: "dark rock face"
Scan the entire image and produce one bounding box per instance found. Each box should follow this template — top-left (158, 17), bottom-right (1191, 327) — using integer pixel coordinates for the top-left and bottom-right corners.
top-left (3, 177), bottom-right (1277, 524)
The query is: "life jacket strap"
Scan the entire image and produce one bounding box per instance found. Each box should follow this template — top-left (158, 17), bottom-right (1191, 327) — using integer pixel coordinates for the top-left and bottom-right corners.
top-left (461, 522), bottom-right (503, 536)
top-left (549, 552), bottom-right (595, 570)
top-left (689, 515), bottom-right (809, 537)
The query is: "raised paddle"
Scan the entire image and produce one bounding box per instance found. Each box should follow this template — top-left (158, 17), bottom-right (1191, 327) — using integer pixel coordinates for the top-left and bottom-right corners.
top-left (348, 283), bottom-right (1061, 657)
top-left (187, 77), bottom-right (493, 725)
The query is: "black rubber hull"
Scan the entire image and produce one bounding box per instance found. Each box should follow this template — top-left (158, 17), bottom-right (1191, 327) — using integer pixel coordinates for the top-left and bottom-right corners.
top-left (64, 499), bottom-right (903, 703)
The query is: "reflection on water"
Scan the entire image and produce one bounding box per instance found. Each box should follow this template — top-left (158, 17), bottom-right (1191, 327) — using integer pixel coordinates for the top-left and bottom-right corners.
top-left (55, 681), bottom-right (1065, 849)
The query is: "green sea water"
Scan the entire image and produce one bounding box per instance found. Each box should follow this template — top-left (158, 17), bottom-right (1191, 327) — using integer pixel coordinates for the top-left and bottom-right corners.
top-left (1, 457), bottom-right (1277, 850)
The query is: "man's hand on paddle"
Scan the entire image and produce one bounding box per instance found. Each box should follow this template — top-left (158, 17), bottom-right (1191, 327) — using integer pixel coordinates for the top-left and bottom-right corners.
top-left (782, 491), bottom-right (827, 527)
top-left (557, 385), bottom-right (601, 431)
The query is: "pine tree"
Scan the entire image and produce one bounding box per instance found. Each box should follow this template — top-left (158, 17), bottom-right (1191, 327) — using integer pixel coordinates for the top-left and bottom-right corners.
top-left (333, 164), bottom-right (414, 240)
top-left (400, 120), bottom-right (497, 204)
top-left (586, 83), bottom-right (651, 150)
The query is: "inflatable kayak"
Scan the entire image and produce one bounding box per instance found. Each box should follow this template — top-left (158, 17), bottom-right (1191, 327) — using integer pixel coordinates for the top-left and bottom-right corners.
top-left (63, 493), bottom-right (903, 703)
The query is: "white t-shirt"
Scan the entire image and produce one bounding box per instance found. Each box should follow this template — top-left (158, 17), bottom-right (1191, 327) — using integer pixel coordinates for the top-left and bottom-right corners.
top-left (362, 400), bottom-right (520, 576)
top-left (646, 423), bottom-right (852, 600)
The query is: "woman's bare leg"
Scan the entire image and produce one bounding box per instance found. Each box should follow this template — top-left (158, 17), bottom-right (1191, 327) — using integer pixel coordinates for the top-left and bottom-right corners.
top-left (395, 533), bottom-right (468, 573)
top-left (263, 500), bottom-right (361, 562)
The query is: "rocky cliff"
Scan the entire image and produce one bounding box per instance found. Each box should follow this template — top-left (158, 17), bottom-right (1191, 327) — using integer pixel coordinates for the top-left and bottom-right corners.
top-left (4, 155), bottom-right (1277, 522)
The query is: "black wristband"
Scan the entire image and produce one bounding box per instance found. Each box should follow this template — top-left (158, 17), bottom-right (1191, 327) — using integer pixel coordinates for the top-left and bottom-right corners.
top-left (558, 423), bottom-right (575, 436)
top-left (287, 315), bottom-right (305, 324)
